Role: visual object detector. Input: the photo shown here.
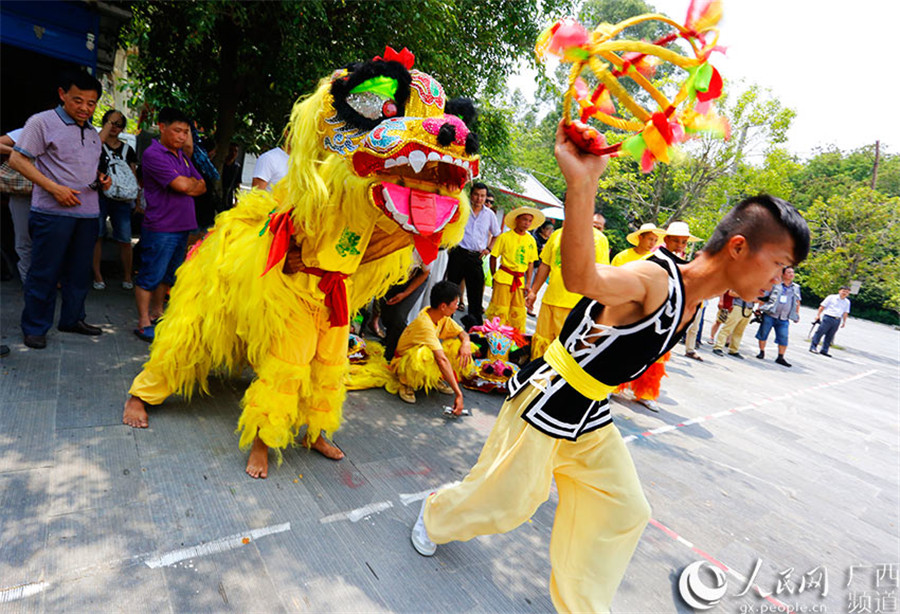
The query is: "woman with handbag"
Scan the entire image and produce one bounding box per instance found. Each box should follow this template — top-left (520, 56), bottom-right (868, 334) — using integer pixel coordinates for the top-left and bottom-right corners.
top-left (92, 109), bottom-right (139, 290)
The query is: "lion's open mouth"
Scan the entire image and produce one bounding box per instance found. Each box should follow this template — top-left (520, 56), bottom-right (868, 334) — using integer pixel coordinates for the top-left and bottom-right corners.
top-left (371, 182), bottom-right (459, 237)
top-left (353, 143), bottom-right (478, 192)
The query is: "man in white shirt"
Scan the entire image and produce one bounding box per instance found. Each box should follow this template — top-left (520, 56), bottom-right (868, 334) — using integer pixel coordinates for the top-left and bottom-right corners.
top-left (810, 286), bottom-right (851, 357)
top-left (251, 146), bottom-right (289, 191)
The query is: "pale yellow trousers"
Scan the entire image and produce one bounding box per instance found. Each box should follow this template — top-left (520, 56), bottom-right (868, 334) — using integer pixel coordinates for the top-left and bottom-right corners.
top-left (424, 383), bottom-right (651, 613)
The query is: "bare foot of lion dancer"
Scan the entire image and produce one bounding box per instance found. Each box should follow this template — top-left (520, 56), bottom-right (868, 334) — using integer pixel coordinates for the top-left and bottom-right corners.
top-left (121, 47), bottom-right (478, 477)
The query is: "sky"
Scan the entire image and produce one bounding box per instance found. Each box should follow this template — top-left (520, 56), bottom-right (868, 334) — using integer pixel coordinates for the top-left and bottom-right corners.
top-left (510, 0), bottom-right (900, 160)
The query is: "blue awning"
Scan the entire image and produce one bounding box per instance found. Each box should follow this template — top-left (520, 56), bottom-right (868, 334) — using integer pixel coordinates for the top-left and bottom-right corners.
top-left (1, 1), bottom-right (98, 70)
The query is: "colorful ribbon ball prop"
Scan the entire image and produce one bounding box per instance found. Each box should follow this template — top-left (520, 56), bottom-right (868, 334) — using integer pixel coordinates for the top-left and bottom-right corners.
top-left (536, 0), bottom-right (730, 172)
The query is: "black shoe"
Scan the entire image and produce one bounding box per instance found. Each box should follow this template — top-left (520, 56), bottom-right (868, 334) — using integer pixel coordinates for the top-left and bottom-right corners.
top-left (728, 352), bottom-right (744, 359)
top-left (819, 352), bottom-right (833, 358)
top-left (58, 320), bottom-right (102, 336)
top-left (775, 356), bottom-right (792, 367)
top-left (809, 346), bottom-right (818, 353)
top-left (712, 348), bottom-right (724, 356)
top-left (24, 334), bottom-right (47, 349)
top-left (0, 344), bottom-right (9, 357)
top-left (756, 351), bottom-right (765, 360)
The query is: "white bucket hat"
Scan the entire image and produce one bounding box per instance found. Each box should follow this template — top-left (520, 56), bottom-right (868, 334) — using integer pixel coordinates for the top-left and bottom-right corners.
top-left (662, 221), bottom-right (700, 242)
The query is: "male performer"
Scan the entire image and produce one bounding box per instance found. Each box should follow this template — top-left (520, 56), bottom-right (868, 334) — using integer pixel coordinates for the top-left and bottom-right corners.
top-left (484, 206), bottom-right (543, 331)
top-left (410, 124), bottom-right (809, 613)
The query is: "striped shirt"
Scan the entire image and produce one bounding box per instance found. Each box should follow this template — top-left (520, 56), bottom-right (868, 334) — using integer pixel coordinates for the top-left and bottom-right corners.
top-left (508, 248), bottom-right (692, 440)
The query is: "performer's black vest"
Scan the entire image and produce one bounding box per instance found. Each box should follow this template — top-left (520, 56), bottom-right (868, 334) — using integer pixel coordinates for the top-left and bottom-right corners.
top-left (508, 248), bottom-right (695, 440)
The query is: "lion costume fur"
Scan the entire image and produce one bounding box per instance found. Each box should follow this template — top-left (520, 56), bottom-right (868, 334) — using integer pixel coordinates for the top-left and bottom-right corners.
top-left (132, 49), bottom-right (477, 458)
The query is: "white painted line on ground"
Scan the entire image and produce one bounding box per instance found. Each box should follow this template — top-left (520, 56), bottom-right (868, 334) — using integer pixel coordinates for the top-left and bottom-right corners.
top-left (320, 501), bottom-right (394, 524)
top-left (0, 582), bottom-right (50, 604)
top-left (144, 522), bottom-right (291, 569)
top-left (398, 481), bottom-right (461, 506)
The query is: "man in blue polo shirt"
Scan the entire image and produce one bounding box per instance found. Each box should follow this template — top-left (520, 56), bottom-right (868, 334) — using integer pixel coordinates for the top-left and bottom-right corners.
top-left (10, 71), bottom-right (110, 350)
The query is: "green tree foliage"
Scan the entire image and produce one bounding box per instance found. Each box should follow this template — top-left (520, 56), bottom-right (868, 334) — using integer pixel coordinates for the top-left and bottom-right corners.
top-left (802, 187), bottom-right (900, 317)
top-left (121, 0), bottom-right (574, 169)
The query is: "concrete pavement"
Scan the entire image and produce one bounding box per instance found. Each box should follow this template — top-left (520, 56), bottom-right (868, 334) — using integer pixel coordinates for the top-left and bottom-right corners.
top-left (1, 277), bottom-right (897, 613)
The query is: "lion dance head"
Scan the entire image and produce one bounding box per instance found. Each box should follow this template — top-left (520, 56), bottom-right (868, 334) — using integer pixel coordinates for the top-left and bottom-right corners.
top-left (270, 46), bottom-right (477, 270)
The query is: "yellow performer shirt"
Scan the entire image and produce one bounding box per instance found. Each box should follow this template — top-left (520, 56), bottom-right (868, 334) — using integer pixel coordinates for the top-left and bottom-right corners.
top-left (540, 228), bottom-right (609, 309)
top-left (395, 308), bottom-right (464, 355)
top-left (491, 230), bottom-right (538, 286)
top-left (611, 247), bottom-right (651, 267)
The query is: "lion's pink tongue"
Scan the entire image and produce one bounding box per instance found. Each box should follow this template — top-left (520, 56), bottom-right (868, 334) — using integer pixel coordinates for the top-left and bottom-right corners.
top-left (382, 183), bottom-right (458, 237)
top-left (409, 190), bottom-right (437, 234)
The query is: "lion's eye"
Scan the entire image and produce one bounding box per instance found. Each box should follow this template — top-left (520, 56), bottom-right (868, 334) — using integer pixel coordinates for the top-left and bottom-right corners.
top-left (347, 76), bottom-right (400, 120)
top-left (346, 91), bottom-right (391, 120)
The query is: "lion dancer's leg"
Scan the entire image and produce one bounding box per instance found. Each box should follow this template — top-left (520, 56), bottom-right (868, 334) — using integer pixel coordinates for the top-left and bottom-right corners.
top-left (302, 313), bottom-right (348, 461)
top-left (237, 316), bottom-right (314, 478)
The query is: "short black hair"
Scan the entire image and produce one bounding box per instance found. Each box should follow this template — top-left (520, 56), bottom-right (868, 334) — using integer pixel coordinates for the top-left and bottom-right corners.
top-left (839, 285), bottom-right (851, 291)
top-left (703, 195), bottom-right (810, 265)
top-left (538, 221), bottom-right (554, 231)
top-left (59, 70), bottom-right (102, 97)
top-left (470, 182), bottom-right (488, 195)
top-left (430, 281), bottom-right (461, 309)
top-left (157, 107), bottom-right (191, 126)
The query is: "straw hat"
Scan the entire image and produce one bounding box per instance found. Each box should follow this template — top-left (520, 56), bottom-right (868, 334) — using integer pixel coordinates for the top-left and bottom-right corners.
top-left (503, 206), bottom-right (545, 230)
top-left (625, 223), bottom-right (665, 246)
top-left (662, 221), bottom-right (700, 242)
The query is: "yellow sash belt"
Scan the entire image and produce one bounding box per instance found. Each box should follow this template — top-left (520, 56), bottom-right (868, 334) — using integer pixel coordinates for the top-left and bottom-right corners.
top-left (543, 338), bottom-right (616, 401)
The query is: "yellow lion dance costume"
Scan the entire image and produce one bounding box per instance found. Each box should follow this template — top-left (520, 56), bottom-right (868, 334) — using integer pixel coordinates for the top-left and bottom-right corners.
top-left (126, 47), bottom-right (477, 468)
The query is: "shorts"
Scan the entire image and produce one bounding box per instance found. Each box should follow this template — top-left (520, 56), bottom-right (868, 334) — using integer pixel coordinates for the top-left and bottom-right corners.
top-left (755, 313), bottom-right (790, 346)
top-left (716, 307), bottom-right (730, 324)
top-left (98, 193), bottom-right (134, 243)
top-left (135, 229), bottom-right (189, 290)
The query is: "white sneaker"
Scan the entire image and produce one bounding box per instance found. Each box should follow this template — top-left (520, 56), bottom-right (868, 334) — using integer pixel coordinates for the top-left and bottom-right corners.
top-left (411, 496), bottom-right (437, 556)
top-left (639, 398), bottom-right (660, 412)
top-left (122, 281), bottom-right (134, 290)
top-left (92, 281), bottom-right (106, 290)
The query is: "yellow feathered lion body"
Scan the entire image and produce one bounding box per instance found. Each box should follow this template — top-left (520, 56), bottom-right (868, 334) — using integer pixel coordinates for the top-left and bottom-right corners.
top-left (138, 51), bottom-right (477, 454)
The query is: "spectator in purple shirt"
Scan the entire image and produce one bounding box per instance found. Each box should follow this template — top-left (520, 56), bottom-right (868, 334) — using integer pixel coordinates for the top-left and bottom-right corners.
top-left (133, 107), bottom-right (205, 342)
top-left (9, 70), bottom-right (111, 350)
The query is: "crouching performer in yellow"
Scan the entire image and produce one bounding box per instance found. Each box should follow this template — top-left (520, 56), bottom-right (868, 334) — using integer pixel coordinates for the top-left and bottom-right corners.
top-left (121, 47), bottom-right (478, 478)
top-left (526, 214), bottom-right (609, 359)
top-left (389, 281), bottom-right (474, 414)
top-left (410, 124), bottom-right (810, 613)
top-left (484, 206), bottom-right (543, 331)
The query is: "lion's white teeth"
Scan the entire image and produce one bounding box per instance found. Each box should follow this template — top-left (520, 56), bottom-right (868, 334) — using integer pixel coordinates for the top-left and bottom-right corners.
top-left (395, 155), bottom-right (408, 167)
top-left (384, 158), bottom-right (397, 169)
top-left (427, 152), bottom-right (441, 162)
top-left (462, 161), bottom-right (470, 170)
top-left (408, 150), bottom-right (427, 173)
top-left (442, 154), bottom-right (453, 163)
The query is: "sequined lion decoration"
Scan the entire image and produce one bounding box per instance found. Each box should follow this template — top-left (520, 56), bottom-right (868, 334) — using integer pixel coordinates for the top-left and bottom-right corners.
top-left (132, 47), bottom-right (477, 466)
top-left (461, 318), bottom-right (530, 394)
top-left (536, 0), bottom-right (729, 172)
